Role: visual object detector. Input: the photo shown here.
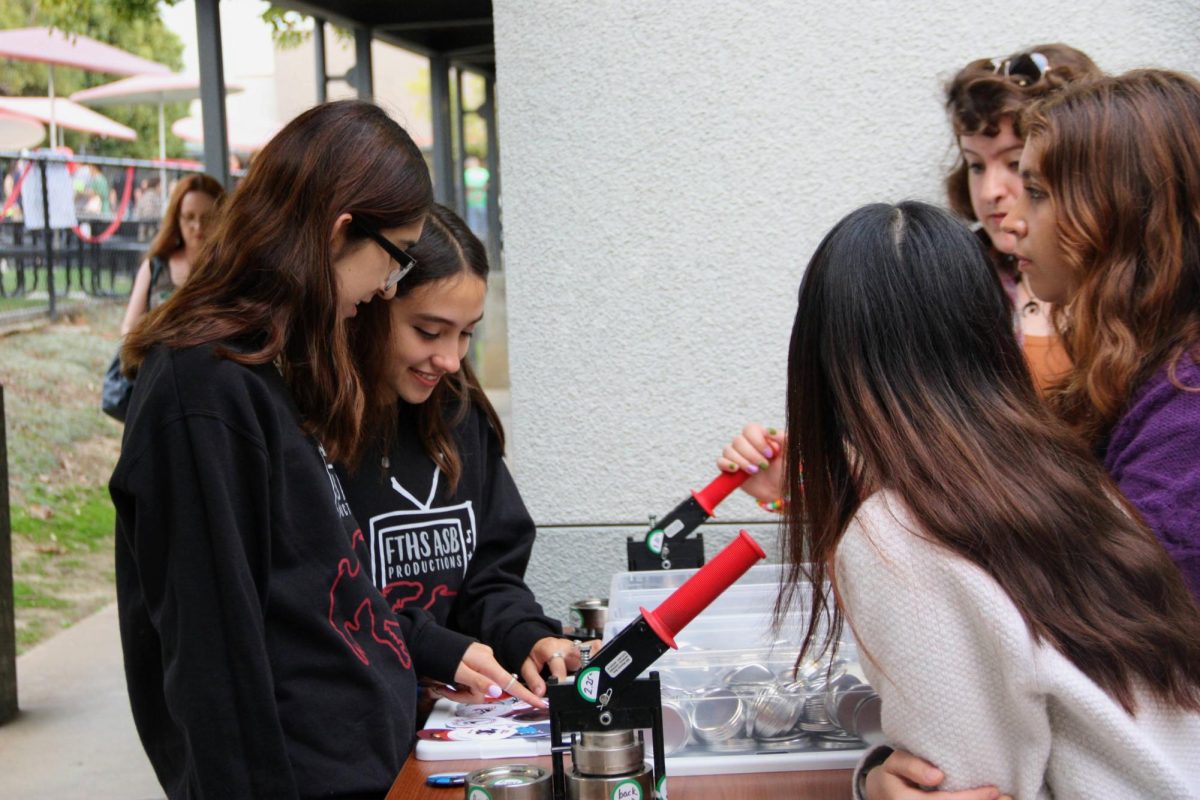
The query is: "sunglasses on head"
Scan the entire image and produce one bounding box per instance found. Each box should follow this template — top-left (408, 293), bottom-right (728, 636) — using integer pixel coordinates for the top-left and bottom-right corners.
top-left (989, 52), bottom-right (1050, 87)
top-left (351, 218), bottom-right (417, 290)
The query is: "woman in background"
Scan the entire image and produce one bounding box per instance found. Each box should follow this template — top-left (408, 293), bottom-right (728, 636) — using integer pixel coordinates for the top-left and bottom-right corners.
top-left (119, 173), bottom-right (225, 336)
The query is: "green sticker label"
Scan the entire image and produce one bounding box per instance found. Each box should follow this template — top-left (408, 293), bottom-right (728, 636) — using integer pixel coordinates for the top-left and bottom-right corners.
top-left (645, 529), bottom-right (665, 555)
top-left (611, 778), bottom-right (642, 800)
top-left (468, 788), bottom-right (492, 800)
top-left (577, 666), bottom-right (601, 702)
top-left (656, 775), bottom-right (667, 800)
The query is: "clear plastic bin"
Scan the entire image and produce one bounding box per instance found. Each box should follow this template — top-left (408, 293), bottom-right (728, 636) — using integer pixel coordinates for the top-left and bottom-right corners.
top-left (605, 564), bottom-right (876, 768)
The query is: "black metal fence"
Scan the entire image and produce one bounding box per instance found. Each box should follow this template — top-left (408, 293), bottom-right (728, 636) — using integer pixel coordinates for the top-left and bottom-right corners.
top-left (1, 150), bottom-right (206, 323)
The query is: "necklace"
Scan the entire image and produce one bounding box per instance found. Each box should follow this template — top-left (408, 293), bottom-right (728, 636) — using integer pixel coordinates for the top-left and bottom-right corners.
top-left (1019, 273), bottom-right (1042, 317)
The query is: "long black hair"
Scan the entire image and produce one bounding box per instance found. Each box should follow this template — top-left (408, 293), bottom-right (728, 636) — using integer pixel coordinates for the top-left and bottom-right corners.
top-left (781, 201), bottom-right (1200, 714)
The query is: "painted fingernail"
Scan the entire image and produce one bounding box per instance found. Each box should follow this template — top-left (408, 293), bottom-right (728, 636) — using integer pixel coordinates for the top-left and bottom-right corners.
top-left (486, 684), bottom-right (503, 698)
top-left (758, 461), bottom-right (769, 469)
top-left (726, 462), bottom-right (738, 471)
top-left (767, 427), bottom-right (778, 435)
top-left (745, 464), bottom-right (759, 474)
top-left (762, 448), bottom-right (774, 459)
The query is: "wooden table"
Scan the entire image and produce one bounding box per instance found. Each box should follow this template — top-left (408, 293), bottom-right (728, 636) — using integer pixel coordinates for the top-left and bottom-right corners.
top-left (386, 755), bottom-right (853, 799)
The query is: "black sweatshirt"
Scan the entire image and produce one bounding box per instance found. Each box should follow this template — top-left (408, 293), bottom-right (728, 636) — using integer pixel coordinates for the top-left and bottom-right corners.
top-left (337, 401), bottom-right (562, 676)
top-left (111, 344), bottom-right (465, 799)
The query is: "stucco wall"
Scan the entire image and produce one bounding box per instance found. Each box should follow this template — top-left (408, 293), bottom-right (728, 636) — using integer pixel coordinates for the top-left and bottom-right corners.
top-left (491, 1), bottom-right (1200, 622)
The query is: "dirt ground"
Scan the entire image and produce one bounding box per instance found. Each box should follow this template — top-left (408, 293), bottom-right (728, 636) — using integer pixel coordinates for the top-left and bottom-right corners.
top-left (2, 302), bottom-right (127, 650)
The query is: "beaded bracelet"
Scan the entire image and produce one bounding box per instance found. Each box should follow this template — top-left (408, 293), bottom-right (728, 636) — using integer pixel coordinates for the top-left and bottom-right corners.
top-left (756, 497), bottom-right (787, 514)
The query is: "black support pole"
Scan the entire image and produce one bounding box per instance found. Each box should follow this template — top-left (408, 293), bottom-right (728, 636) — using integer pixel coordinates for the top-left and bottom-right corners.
top-left (429, 54), bottom-right (456, 207)
top-left (38, 160), bottom-right (56, 322)
top-left (0, 386), bottom-right (17, 725)
top-left (484, 75), bottom-right (502, 270)
top-left (195, 0), bottom-right (231, 188)
top-left (313, 17), bottom-right (327, 104)
top-left (353, 27), bottom-right (374, 100)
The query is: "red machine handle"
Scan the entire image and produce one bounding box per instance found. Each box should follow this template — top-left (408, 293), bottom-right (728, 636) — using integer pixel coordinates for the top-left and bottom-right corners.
top-left (640, 530), bottom-right (766, 647)
top-left (691, 469), bottom-right (751, 516)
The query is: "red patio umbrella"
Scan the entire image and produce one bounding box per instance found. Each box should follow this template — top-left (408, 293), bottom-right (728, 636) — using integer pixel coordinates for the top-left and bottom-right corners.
top-left (72, 74), bottom-right (244, 199)
top-left (0, 27), bottom-right (168, 145)
top-left (0, 97), bottom-right (136, 141)
top-left (0, 108), bottom-right (45, 150)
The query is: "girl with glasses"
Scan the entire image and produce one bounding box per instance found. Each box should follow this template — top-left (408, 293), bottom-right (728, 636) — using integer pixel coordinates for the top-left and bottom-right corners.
top-left (341, 204), bottom-right (594, 711)
top-left (789, 201), bottom-right (1200, 800)
top-left (111, 101), bottom-right (542, 799)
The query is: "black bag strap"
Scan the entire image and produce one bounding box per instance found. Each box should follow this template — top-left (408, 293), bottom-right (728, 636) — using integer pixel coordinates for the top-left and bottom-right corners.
top-left (146, 256), bottom-right (167, 305)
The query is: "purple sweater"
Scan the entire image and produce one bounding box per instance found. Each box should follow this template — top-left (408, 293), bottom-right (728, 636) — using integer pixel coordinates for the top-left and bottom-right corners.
top-left (1104, 352), bottom-right (1200, 602)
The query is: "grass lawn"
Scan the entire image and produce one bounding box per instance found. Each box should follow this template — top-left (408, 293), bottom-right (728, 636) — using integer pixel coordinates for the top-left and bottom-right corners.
top-left (0, 262), bottom-right (136, 315)
top-left (1, 302), bottom-right (127, 652)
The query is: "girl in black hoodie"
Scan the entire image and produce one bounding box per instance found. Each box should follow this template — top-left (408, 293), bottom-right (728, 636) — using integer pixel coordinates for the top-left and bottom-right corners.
top-left (341, 204), bottom-right (591, 702)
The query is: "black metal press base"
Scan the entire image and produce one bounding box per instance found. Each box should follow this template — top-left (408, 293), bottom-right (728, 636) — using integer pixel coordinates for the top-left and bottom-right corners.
top-left (547, 674), bottom-right (667, 800)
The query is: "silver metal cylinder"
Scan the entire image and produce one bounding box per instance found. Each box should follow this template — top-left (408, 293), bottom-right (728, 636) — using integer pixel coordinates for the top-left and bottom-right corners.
top-left (567, 763), bottom-right (654, 800)
top-left (659, 699), bottom-right (692, 755)
top-left (689, 688), bottom-right (745, 743)
top-left (569, 598), bottom-right (608, 637)
top-left (571, 729), bottom-right (644, 777)
top-left (465, 764), bottom-right (551, 800)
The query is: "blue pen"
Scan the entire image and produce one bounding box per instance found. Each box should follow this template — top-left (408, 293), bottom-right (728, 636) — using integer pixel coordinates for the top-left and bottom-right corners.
top-left (426, 772), bottom-right (469, 787)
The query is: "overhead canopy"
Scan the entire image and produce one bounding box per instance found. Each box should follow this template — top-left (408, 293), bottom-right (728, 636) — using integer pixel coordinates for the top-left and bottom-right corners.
top-left (0, 27), bottom-right (170, 76)
top-left (272, 0), bottom-right (495, 71)
top-left (0, 97), bottom-right (136, 141)
top-left (0, 109), bottom-right (45, 150)
top-left (70, 73), bottom-right (243, 106)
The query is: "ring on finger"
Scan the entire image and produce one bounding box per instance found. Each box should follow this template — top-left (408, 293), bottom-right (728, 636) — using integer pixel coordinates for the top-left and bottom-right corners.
top-left (549, 651), bottom-right (565, 660)
top-left (503, 673), bottom-right (519, 692)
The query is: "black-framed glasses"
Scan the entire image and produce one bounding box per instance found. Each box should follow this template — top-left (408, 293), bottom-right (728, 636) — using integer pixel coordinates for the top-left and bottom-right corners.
top-left (351, 219), bottom-right (417, 290)
top-left (989, 52), bottom-right (1050, 87)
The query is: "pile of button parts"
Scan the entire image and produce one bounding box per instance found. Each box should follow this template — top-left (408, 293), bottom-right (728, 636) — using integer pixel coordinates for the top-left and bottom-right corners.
top-left (657, 656), bottom-right (881, 755)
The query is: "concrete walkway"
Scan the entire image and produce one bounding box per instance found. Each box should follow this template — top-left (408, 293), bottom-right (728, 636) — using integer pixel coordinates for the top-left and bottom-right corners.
top-left (0, 603), bottom-right (163, 799)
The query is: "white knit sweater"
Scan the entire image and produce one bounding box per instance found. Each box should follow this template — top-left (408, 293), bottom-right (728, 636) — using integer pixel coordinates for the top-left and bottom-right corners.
top-left (837, 491), bottom-right (1200, 800)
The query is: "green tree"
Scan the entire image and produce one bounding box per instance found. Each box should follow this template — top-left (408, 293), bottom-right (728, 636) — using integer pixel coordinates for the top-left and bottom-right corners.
top-left (1, 0), bottom-right (188, 160)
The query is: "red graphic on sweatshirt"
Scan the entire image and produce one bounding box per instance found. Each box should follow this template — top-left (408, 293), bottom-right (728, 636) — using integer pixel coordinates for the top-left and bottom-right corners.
top-left (329, 529), bottom-right (412, 668)
top-left (381, 580), bottom-right (457, 612)
top-left (382, 580), bottom-right (424, 611)
top-left (424, 584), bottom-right (456, 609)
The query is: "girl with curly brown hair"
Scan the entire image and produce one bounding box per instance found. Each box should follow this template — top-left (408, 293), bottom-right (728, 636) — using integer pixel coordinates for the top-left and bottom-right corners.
top-left (943, 43), bottom-right (1102, 393)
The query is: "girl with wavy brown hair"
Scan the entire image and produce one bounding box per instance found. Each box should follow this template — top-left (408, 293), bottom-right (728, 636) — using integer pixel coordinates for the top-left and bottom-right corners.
top-left (944, 43), bottom-right (1102, 393)
top-left (786, 201), bottom-right (1200, 800)
top-left (1003, 69), bottom-right (1200, 603)
top-left (111, 101), bottom-right (542, 799)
